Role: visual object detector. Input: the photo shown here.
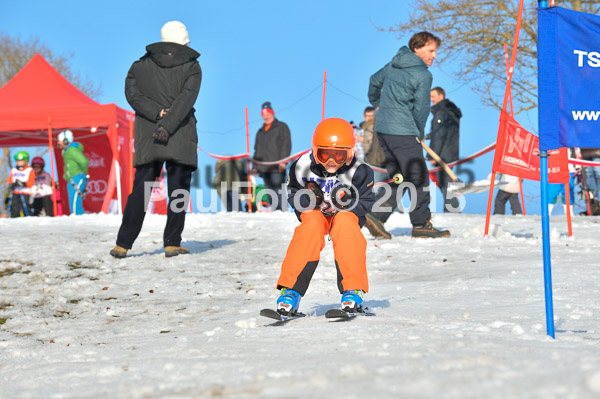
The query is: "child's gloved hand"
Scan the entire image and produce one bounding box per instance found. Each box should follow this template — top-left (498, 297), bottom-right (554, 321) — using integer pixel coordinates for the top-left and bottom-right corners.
top-left (331, 184), bottom-right (353, 210)
top-left (319, 201), bottom-right (336, 215)
top-left (305, 181), bottom-right (324, 207)
top-left (10, 181), bottom-right (25, 190)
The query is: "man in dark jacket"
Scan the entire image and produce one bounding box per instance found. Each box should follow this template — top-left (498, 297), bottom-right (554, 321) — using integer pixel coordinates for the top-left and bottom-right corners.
top-left (428, 87), bottom-right (462, 212)
top-left (364, 31), bottom-right (450, 239)
top-left (252, 102), bottom-right (291, 211)
top-left (110, 20), bottom-right (202, 259)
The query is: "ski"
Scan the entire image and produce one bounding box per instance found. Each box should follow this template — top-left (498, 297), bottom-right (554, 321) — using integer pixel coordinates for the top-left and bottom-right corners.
top-left (325, 308), bottom-right (375, 319)
top-left (260, 307), bottom-right (375, 321)
top-left (260, 308), bottom-right (305, 322)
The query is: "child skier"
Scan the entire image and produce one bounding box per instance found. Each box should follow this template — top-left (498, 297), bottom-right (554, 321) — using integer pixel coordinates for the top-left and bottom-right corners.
top-left (30, 157), bottom-right (55, 216)
top-left (7, 151), bottom-right (36, 218)
top-left (275, 118), bottom-right (375, 316)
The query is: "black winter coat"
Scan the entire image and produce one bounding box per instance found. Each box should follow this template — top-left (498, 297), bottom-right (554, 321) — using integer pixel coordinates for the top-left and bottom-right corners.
top-left (368, 46), bottom-right (433, 139)
top-left (126, 42), bottom-right (202, 169)
top-left (428, 99), bottom-right (462, 163)
top-left (252, 119), bottom-right (291, 174)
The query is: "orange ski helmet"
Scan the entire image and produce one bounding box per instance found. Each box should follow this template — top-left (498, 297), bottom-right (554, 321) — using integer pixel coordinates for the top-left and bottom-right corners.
top-left (312, 118), bottom-right (356, 167)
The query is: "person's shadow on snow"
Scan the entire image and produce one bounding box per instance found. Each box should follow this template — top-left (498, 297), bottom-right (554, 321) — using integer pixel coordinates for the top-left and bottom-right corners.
top-left (183, 240), bottom-right (236, 254)
top-left (311, 299), bottom-right (391, 316)
top-left (125, 239), bottom-right (236, 257)
top-left (388, 227), bottom-right (413, 237)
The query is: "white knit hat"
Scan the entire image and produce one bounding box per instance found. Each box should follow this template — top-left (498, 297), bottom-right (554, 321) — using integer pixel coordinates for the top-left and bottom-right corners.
top-left (161, 21), bottom-right (190, 45)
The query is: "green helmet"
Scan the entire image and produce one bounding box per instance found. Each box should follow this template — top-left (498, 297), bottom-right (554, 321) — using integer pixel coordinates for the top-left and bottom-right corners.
top-left (14, 151), bottom-right (29, 162)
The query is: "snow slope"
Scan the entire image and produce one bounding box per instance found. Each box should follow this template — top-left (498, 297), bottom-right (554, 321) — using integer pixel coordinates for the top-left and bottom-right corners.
top-left (1, 212), bottom-right (600, 398)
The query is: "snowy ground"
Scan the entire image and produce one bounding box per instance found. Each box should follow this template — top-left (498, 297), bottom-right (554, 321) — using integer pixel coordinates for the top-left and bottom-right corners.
top-left (1, 211), bottom-right (600, 399)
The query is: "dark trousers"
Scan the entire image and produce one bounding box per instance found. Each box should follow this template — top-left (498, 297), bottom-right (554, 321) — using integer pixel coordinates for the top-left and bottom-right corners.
top-left (32, 195), bottom-right (54, 216)
top-left (10, 193), bottom-right (31, 218)
top-left (221, 190), bottom-right (242, 212)
top-left (493, 190), bottom-right (522, 215)
top-left (116, 161), bottom-right (193, 249)
top-left (371, 134), bottom-right (431, 227)
top-left (437, 170), bottom-right (460, 213)
top-left (262, 172), bottom-right (286, 211)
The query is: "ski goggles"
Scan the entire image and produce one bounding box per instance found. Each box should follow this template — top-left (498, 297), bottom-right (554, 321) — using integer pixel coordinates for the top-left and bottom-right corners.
top-left (315, 147), bottom-right (351, 165)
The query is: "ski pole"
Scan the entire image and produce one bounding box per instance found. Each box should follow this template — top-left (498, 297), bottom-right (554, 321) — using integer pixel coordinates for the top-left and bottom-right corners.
top-left (421, 141), bottom-right (461, 182)
top-left (19, 194), bottom-right (30, 217)
top-left (6, 189), bottom-right (14, 216)
top-left (374, 173), bottom-right (403, 187)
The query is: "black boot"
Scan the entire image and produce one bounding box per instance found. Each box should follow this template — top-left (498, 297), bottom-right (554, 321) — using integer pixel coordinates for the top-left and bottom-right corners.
top-left (364, 213), bottom-right (392, 239)
top-left (411, 219), bottom-right (450, 238)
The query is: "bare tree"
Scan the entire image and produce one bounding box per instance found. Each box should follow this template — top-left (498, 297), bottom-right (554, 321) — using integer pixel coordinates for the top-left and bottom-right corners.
top-left (382, 0), bottom-right (599, 114)
top-left (0, 33), bottom-right (101, 216)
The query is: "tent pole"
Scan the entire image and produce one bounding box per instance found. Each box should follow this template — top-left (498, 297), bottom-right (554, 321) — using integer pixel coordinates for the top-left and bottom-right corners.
top-left (129, 111), bottom-right (134, 195)
top-left (115, 159), bottom-right (122, 214)
top-left (47, 118), bottom-right (58, 217)
top-left (111, 123), bottom-right (123, 215)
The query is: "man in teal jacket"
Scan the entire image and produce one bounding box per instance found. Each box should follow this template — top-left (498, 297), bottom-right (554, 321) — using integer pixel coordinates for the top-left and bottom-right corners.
top-left (364, 31), bottom-right (450, 239)
top-left (57, 130), bottom-right (89, 215)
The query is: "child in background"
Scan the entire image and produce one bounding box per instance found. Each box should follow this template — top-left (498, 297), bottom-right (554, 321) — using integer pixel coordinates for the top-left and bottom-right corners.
top-left (492, 173), bottom-right (523, 215)
top-left (548, 175), bottom-right (576, 215)
top-left (274, 118), bottom-right (375, 316)
top-left (7, 151), bottom-right (35, 218)
top-left (30, 157), bottom-right (55, 216)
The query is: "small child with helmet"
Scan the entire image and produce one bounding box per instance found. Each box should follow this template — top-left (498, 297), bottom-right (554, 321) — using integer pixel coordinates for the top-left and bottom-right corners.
top-left (30, 157), bottom-right (55, 216)
top-left (273, 118), bottom-right (376, 317)
top-left (7, 151), bottom-right (36, 218)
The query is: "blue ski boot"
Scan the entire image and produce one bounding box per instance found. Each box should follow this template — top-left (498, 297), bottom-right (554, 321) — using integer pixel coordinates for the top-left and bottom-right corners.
top-left (341, 289), bottom-right (364, 312)
top-left (276, 288), bottom-right (302, 316)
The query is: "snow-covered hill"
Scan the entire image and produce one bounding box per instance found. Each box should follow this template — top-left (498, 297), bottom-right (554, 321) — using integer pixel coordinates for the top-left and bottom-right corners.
top-left (1, 212), bottom-right (599, 398)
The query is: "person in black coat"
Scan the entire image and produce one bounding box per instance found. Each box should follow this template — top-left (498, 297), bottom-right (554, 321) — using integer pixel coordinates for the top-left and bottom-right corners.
top-left (110, 21), bottom-right (201, 259)
top-left (252, 102), bottom-right (291, 211)
top-left (427, 87), bottom-right (462, 213)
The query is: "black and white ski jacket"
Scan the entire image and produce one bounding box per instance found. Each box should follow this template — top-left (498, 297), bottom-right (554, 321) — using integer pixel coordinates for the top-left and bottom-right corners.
top-left (287, 152), bottom-right (375, 227)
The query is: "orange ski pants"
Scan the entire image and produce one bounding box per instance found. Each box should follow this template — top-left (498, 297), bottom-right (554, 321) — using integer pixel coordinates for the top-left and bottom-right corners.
top-left (277, 209), bottom-right (368, 296)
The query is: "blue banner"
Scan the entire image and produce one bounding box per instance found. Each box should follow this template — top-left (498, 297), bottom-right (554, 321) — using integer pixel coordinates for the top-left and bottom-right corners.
top-left (538, 7), bottom-right (600, 150)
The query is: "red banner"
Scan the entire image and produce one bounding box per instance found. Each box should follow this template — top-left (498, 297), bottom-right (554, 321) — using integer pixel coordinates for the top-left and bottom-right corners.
top-left (492, 112), bottom-right (569, 183)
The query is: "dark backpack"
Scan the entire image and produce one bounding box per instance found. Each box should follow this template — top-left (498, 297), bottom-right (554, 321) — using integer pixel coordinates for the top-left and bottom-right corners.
top-left (363, 119), bottom-right (386, 167)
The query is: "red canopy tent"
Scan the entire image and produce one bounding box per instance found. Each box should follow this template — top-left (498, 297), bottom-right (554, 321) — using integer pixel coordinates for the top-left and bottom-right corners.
top-left (0, 54), bottom-right (133, 214)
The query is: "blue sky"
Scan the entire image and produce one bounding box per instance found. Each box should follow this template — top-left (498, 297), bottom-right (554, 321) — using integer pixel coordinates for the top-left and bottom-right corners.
top-left (2, 0), bottom-right (552, 215)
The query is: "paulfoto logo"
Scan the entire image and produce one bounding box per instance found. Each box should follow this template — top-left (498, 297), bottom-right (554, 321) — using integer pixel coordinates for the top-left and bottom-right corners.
top-left (140, 181), bottom-right (466, 214)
